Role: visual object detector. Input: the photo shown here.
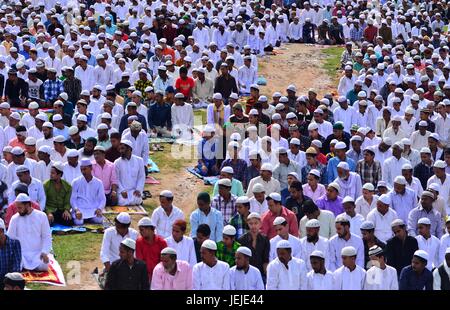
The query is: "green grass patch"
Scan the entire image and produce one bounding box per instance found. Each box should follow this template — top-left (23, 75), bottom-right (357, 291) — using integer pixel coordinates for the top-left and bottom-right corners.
top-left (53, 233), bottom-right (103, 270)
top-left (322, 46), bottom-right (344, 83)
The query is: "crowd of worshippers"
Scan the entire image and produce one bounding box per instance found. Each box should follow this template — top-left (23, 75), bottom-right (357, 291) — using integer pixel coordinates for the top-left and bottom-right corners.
top-left (1, 0), bottom-right (450, 291)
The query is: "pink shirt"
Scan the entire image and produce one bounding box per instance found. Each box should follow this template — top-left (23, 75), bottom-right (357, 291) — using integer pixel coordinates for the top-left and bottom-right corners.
top-left (150, 260), bottom-right (193, 290)
top-left (92, 160), bottom-right (118, 194)
top-left (302, 183), bottom-right (327, 203)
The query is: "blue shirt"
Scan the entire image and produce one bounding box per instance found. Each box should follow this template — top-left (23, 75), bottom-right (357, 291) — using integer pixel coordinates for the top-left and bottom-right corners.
top-left (0, 235), bottom-right (22, 283)
top-left (190, 207), bottom-right (224, 242)
top-left (148, 103), bottom-right (172, 129)
top-left (53, 126), bottom-right (69, 140)
top-left (389, 188), bottom-right (417, 224)
top-left (399, 265), bottom-right (433, 290)
top-left (326, 156), bottom-right (356, 184)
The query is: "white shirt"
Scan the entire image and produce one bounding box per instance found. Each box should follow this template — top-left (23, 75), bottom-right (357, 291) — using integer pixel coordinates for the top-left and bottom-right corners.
top-left (94, 64), bottom-right (114, 87)
top-left (355, 195), bottom-right (379, 219)
top-left (306, 269), bottom-right (335, 290)
top-left (75, 65), bottom-right (95, 91)
top-left (34, 160), bottom-right (53, 183)
top-left (433, 260), bottom-right (450, 290)
top-left (122, 131), bottom-right (150, 165)
top-left (266, 257), bottom-right (307, 290)
top-left (366, 208), bottom-right (398, 243)
top-left (7, 209), bottom-right (52, 270)
top-left (315, 120), bottom-right (333, 139)
top-left (300, 236), bottom-right (330, 271)
top-left (269, 234), bottom-right (302, 261)
top-left (8, 178), bottom-right (46, 209)
top-left (333, 265), bottom-right (366, 290)
top-left (416, 234), bottom-right (441, 270)
top-left (99, 227), bottom-right (139, 263)
top-left (439, 233), bottom-right (450, 264)
top-left (171, 103), bottom-right (194, 130)
top-left (328, 233), bottom-right (365, 271)
top-left (333, 106), bottom-right (356, 133)
top-left (150, 205), bottom-right (185, 239)
top-left (249, 197), bottom-right (268, 214)
top-left (246, 176), bottom-right (281, 198)
top-left (382, 156), bottom-right (411, 187)
top-left (338, 212), bottom-right (365, 237)
top-left (165, 236), bottom-right (197, 267)
top-left (427, 174), bottom-right (450, 213)
top-left (237, 65), bottom-right (257, 93)
top-left (6, 159), bottom-right (38, 186)
top-left (192, 260), bottom-right (230, 290)
top-left (114, 155), bottom-right (145, 193)
top-left (364, 265), bottom-right (399, 290)
top-left (229, 265), bottom-right (265, 290)
top-left (338, 76), bottom-right (356, 97)
top-left (62, 163), bottom-right (81, 185)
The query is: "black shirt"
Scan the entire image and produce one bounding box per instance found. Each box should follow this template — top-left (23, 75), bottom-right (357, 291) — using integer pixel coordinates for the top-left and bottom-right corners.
top-left (105, 146), bottom-right (121, 163)
top-left (285, 195), bottom-right (312, 223)
top-left (193, 237), bottom-right (202, 263)
top-left (105, 258), bottom-right (149, 290)
top-left (5, 77), bottom-right (28, 106)
top-left (229, 115), bottom-right (249, 124)
top-left (385, 235), bottom-right (419, 276)
top-left (214, 74), bottom-right (238, 99)
top-left (238, 232), bottom-right (270, 276)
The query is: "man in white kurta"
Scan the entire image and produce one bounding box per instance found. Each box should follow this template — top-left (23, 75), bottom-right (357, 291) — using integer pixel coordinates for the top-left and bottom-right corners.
top-left (300, 219), bottom-right (330, 271)
top-left (416, 217), bottom-right (441, 270)
top-left (363, 245), bottom-right (399, 290)
top-left (171, 94), bottom-right (194, 139)
top-left (165, 233), bottom-right (197, 267)
top-left (266, 240), bottom-right (307, 290)
top-left (269, 217), bottom-right (302, 261)
top-left (333, 246), bottom-right (366, 290)
top-left (192, 240), bottom-right (230, 290)
top-left (114, 140), bottom-right (145, 206)
top-left (237, 58), bottom-right (257, 94)
top-left (366, 194), bottom-right (398, 243)
top-left (150, 190), bottom-right (185, 238)
top-left (70, 159), bottom-right (106, 225)
top-left (8, 166), bottom-right (46, 209)
top-left (306, 250), bottom-right (334, 290)
top-left (229, 247), bottom-right (264, 290)
top-left (382, 143), bottom-right (411, 187)
top-left (121, 122), bottom-right (149, 165)
top-left (7, 193), bottom-right (52, 271)
top-left (62, 149), bottom-right (81, 184)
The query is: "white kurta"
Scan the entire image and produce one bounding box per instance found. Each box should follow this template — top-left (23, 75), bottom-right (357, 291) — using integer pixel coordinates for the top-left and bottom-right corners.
top-left (100, 227), bottom-right (139, 264)
top-left (62, 163), bottom-right (81, 185)
top-left (7, 209), bottom-right (52, 270)
top-left (328, 233), bottom-right (365, 271)
top-left (114, 155), bottom-right (145, 206)
top-left (382, 156), bottom-right (411, 187)
top-left (366, 208), bottom-right (398, 243)
top-left (249, 197), bottom-right (268, 214)
top-left (266, 257), bottom-right (307, 290)
top-left (306, 270), bottom-right (335, 290)
top-left (229, 265), bottom-right (265, 290)
top-left (150, 205), bottom-right (185, 239)
top-left (364, 265), bottom-right (399, 290)
top-left (269, 235), bottom-right (302, 261)
top-left (355, 195), bottom-right (379, 219)
top-left (165, 236), bottom-right (197, 267)
top-left (192, 261), bottom-right (231, 290)
top-left (333, 265), bottom-right (366, 290)
top-left (70, 176), bottom-right (106, 219)
top-left (416, 234), bottom-right (441, 271)
top-left (300, 236), bottom-right (330, 271)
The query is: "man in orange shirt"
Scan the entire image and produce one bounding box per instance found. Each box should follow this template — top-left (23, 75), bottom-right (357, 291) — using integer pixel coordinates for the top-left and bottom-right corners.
top-left (261, 193), bottom-right (299, 239)
top-left (8, 126), bottom-right (27, 150)
top-left (174, 67), bottom-right (195, 100)
top-left (159, 38), bottom-right (175, 62)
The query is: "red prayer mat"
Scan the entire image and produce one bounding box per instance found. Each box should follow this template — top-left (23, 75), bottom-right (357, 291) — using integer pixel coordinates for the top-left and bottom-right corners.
top-left (22, 255), bottom-right (66, 287)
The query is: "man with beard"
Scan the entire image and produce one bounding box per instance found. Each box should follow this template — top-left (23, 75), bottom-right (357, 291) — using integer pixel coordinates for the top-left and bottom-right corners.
top-left (79, 137), bottom-right (97, 161)
top-left (62, 149), bottom-right (81, 184)
top-left (36, 122), bottom-right (54, 150)
top-left (229, 246), bottom-right (264, 290)
top-left (266, 240), bottom-right (307, 290)
top-left (151, 247), bottom-right (193, 290)
top-left (76, 114), bottom-right (96, 140)
top-left (333, 162), bottom-right (362, 201)
top-left (7, 193), bottom-right (52, 271)
top-left (306, 250), bottom-right (334, 290)
top-left (114, 140), bottom-right (145, 206)
top-left (44, 162), bottom-right (72, 226)
top-left (300, 219), bottom-right (330, 272)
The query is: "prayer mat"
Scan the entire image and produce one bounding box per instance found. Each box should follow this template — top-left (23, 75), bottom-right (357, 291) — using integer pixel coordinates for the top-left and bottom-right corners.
top-left (187, 167), bottom-right (204, 179)
top-left (203, 176), bottom-right (220, 185)
top-left (103, 205), bottom-right (148, 215)
top-left (50, 224), bottom-right (87, 235)
top-left (22, 255), bottom-right (66, 287)
top-left (145, 175), bottom-right (161, 184)
top-left (83, 222), bottom-right (113, 233)
top-left (257, 76), bottom-right (267, 85)
top-left (149, 137), bottom-right (176, 144)
top-left (147, 158), bottom-right (160, 173)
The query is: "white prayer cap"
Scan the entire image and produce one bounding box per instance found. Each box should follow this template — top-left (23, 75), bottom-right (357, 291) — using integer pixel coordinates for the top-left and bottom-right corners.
top-left (305, 219), bottom-right (320, 228)
top-left (309, 169), bottom-right (321, 178)
top-left (418, 217), bottom-right (431, 225)
top-left (247, 125), bottom-right (258, 132)
top-left (23, 136), bottom-right (36, 147)
top-left (213, 93), bottom-right (222, 100)
top-left (290, 138), bottom-right (300, 146)
top-left (120, 139), bottom-right (133, 149)
top-left (337, 161), bottom-right (350, 170)
top-left (252, 184), bottom-right (265, 193)
top-left (335, 142), bottom-right (346, 150)
top-left (222, 225), bottom-right (237, 237)
top-left (16, 165), bottom-right (29, 173)
top-left (363, 183), bottom-right (375, 191)
top-left (272, 113), bottom-right (281, 120)
top-left (12, 147), bottom-right (24, 156)
top-left (15, 193), bottom-right (30, 203)
top-left (203, 125), bottom-right (215, 133)
top-left (311, 140), bottom-right (322, 148)
top-left (28, 101), bottom-right (39, 109)
top-left (80, 158), bottom-right (92, 167)
top-left (0, 102), bottom-right (10, 109)
top-left (414, 250), bottom-right (429, 261)
top-left (236, 196), bottom-right (249, 204)
top-left (391, 219), bottom-right (405, 228)
top-left (261, 163), bottom-right (273, 172)
top-left (394, 176), bottom-right (407, 185)
top-left (308, 123), bottom-right (319, 131)
top-left (121, 238), bottom-right (136, 250)
top-left (420, 147), bottom-right (431, 154)
top-left (428, 183), bottom-right (440, 192)
top-left (97, 123), bottom-right (108, 131)
top-left (249, 109), bottom-right (259, 116)
top-left (138, 217), bottom-right (153, 227)
top-left (218, 178), bottom-right (232, 187)
top-left (341, 246), bottom-right (357, 257)
top-left (328, 182), bottom-right (340, 192)
top-left (10, 112), bottom-right (20, 120)
top-left (446, 247), bottom-right (450, 255)
top-left (402, 163), bottom-right (413, 170)
top-left (434, 160), bottom-right (447, 168)
top-left (273, 216), bottom-right (287, 226)
top-left (230, 133), bottom-right (241, 141)
top-left (421, 191), bottom-right (434, 199)
top-left (342, 196), bottom-right (355, 204)
top-left (39, 146), bottom-right (52, 155)
top-left (116, 212), bottom-right (131, 225)
top-left (419, 120), bottom-right (428, 127)
top-left (247, 212), bottom-right (261, 220)
top-left (429, 133), bottom-right (440, 141)
top-left (161, 247), bottom-right (177, 255)
top-left (310, 250), bottom-right (325, 259)
top-left (286, 84), bottom-right (296, 92)
top-left (202, 239), bottom-right (217, 251)
top-left (160, 190), bottom-right (173, 198)
top-left (378, 194), bottom-right (391, 205)
top-left (236, 246), bottom-right (252, 257)
top-left (267, 192), bottom-right (282, 202)
top-left (67, 149), bottom-right (79, 158)
top-left (360, 220), bottom-right (375, 230)
top-left (276, 239), bottom-right (291, 249)
top-left (68, 126), bottom-right (78, 136)
top-left (401, 138), bottom-right (411, 146)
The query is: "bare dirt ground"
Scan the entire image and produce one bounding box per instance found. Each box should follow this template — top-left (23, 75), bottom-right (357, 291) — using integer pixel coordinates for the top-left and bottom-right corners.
top-left (258, 43), bottom-right (337, 97)
top-left (49, 44), bottom-right (335, 290)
